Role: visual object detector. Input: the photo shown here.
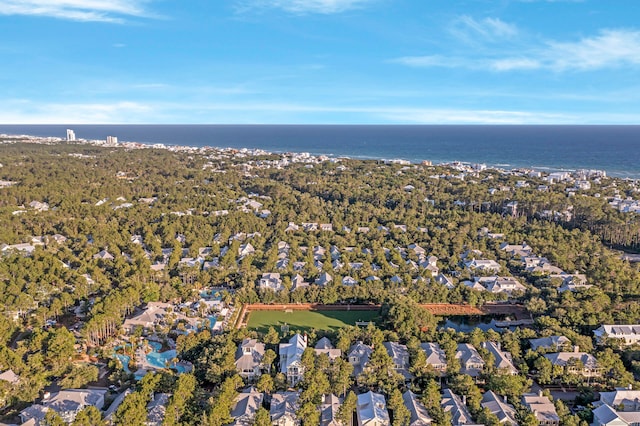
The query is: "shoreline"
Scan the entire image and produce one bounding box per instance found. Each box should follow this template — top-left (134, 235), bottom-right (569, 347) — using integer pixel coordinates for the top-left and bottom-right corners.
top-left (0, 131), bottom-right (636, 180)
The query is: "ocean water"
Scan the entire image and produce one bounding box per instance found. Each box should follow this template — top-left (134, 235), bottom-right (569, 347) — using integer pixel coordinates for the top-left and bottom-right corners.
top-left (1, 124), bottom-right (638, 178)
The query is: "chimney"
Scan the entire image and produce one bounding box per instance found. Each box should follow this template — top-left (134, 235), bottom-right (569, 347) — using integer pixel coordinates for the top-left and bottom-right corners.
top-left (504, 395), bottom-right (508, 403)
top-left (462, 395), bottom-right (467, 405)
top-left (629, 384), bottom-right (633, 390)
top-left (538, 390), bottom-right (543, 397)
top-left (573, 345), bottom-right (579, 353)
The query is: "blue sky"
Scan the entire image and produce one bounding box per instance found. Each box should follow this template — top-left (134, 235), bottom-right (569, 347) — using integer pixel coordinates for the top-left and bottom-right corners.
top-left (1, 0), bottom-right (640, 124)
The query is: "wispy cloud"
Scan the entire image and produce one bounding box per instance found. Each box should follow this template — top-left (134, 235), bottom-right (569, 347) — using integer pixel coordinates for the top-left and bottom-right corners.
top-left (393, 29), bottom-right (640, 72)
top-left (451, 16), bottom-right (519, 42)
top-left (6, 99), bottom-right (637, 124)
top-left (0, 100), bottom-right (154, 123)
top-left (0, 0), bottom-right (154, 23)
top-left (236, 0), bottom-right (374, 14)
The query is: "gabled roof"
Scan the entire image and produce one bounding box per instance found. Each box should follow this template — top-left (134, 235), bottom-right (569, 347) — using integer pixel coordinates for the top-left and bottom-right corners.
top-left (420, 343), bottom-right (447, 367)
top-left (403, 390), bottom-right (432, 425)
top-left (483, 341), bottom-right (518, 374)
top-left (357, 391), bottom-right (389, 426)
top-left (230, 387), bottom-right (264, 425)
top-left (529, 336), bottom-right (570, 351)
top-left (441, 389), bottom-right (475, 426)
top-left (271, 392), bottom-right (300, 424)
top-left (279, 334), bottom-right (307, 373)
top-left (320, 394), bottom-right (343, 426)
top-left (481, 391), bottom-right (519, 425)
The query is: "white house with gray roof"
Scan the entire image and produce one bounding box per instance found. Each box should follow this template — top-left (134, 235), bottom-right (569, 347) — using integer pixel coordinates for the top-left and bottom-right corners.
top-left (348, 341), bottom-right (373, 378)
top-left (230, 387), bottom-right (264, 426)
top-left (356, 391), bottom-right (389, 426)
top-left (481, 391), bottom-right (518, 425)
top-left (403, 390), bottom-right (432, 425)
top-left (383, 342), bottom-right (413, 380)
top-left (420, 343), bottom-right (447, 376)
top-left (279, 334), bottom-right (307, 386)
top-left (235, 338), bottom-right (265, 380)
top-left (482, 341), bottom-right (518, 375)
top-left (271, 391), bottom-right (300, 426)
top-left (594, 325), bottom-right (640, 346)
top-left (456, 343), bottom-right (485, 378)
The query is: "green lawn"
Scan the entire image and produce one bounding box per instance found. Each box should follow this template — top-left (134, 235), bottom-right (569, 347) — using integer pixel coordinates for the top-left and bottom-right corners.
top-left (246, 310), bottom-right (381, 334)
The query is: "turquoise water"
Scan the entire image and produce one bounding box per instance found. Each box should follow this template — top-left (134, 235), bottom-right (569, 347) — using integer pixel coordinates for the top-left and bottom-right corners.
top-left (115, 354), bottom-right (131, 373)
top-left (146, 349), bottom-right (177, 369)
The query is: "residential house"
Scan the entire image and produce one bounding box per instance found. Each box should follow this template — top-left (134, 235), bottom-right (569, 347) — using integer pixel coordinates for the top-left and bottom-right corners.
top-left (420, 343), bottom-right (447, 376)
top-left (343, 276), bottom-right (358, 286)
top-left (230, 387), bottom-right (264, 426)
top-left (456, 344), bottom-right (485, 378)
top-left (594, 325), bottom-right (640, 346)
top-left (435, 274), bottom-right (455, 289)
top-left (315, 337), bottom-right (342, 362)
top-left (383, 342), bottom-right (413, 380)
top-left (348, 341), bottom-right (373, 377)
top-left (20, 389), bottom-right (107, 425)
top-left (500, 243), bottom-right (533, 259)
top-left (271, 392), bottom-right (300, 426)
top-left (441, 389), bottom-right (480, 426)
top-left (529, 336), bottom-right (571, 352)
top-left (481, 391), bottom-right (519, 425)
top-left (521, 392), bottom-right (559, 426)
top-left (147, 393), bottom-right (171, 426)
top-left (477, 276), bottom-right (526, 295)
top-left (280, 334), bottom-right (307, 386)
top-left (238, 243), bottom-right (255, 257)
top-left (593, 387), bottom-right (640, 426)
top-left (0, 369), bottom-right (20, 385)
top-left (403, 390), bottom-right (433, 425)
top-left (316, 272), bottom-right (333, 287)
top-left (482, 341), bottom-right (518, 375)
top-left (235, 338), bottom-right (265, 380)
top-left (93, 249), bottom-right (114, 260)
top-left (320, 394), bottom-right (343, 426)
top-left (464, 259), bottom-right (501, 273)
top-left (544, 347), bottom-right (600, 377)
top-left (258, 273), bottom-right (284, 292)
top-left (356, 391), bottom-right (390, 426)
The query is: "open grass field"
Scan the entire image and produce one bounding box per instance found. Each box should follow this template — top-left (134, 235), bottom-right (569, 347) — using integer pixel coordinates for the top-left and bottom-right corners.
top-left (246, 309), bottom-right (381, 334)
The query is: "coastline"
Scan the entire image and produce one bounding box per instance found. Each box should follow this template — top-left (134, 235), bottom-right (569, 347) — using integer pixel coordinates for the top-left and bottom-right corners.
top-left (0, 127), bottom-right (637, 180)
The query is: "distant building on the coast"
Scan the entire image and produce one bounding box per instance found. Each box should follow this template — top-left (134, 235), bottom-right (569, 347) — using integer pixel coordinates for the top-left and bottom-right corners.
top-left (66, 129), bottom-right (76, 141)
top-left (106, 136), bottom-right (118, 146)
